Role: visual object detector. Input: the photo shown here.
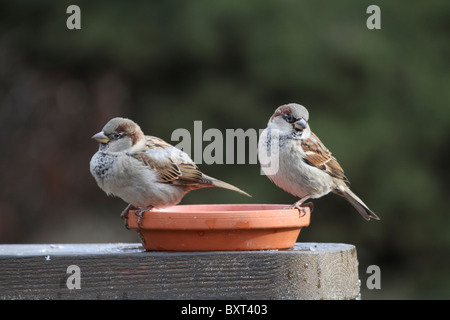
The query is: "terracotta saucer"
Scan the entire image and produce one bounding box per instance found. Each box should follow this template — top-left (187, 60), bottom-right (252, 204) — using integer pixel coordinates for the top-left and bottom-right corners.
top-left (126, 204), bottom-right (311, 251)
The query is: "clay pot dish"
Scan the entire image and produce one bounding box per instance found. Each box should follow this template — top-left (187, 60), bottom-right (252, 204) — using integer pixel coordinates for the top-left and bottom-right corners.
top-left (126, 204), bottom-right (311, 251)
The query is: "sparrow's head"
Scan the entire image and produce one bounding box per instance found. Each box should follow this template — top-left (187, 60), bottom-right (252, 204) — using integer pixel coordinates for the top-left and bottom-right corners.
top-left (268, 103), bottom-right (310, 139)
top-left (92, 117), bottom-right (145, 152)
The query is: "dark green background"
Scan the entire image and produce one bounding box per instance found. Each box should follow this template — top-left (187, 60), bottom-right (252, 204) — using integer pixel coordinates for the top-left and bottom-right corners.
top-left (0, 1), bottom-right (449, 299)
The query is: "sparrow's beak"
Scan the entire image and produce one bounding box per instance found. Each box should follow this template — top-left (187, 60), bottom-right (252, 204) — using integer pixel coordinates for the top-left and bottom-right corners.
top-left (294, 118), bottom-right (307, 131)
top-left (91, 131), bottom-right (110, 144)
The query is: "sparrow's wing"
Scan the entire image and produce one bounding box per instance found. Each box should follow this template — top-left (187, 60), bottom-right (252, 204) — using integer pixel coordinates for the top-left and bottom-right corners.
top-left (132, 136), bottom-right (205, 185)
top-left (301, 132), bottom-right (349, 183)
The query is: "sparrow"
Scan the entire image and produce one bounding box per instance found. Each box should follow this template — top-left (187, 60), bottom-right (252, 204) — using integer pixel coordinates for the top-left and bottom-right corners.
top-left (258, 103), bottom-right (379, 221)
top-left (90, 117), bottom-right (251, 228)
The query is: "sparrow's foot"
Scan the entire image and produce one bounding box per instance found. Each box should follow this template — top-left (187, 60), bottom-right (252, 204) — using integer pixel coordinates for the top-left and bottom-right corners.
top-left (284, 203), bottom-right (313, 216)
top-left (284, 195), bottom-right (313, 216)
top-left (134, 205), bottom-right (153, 229)
top-left (300, 202), bottom-right (314, 215)
top-left (120, 204), bottom-right (136, 230)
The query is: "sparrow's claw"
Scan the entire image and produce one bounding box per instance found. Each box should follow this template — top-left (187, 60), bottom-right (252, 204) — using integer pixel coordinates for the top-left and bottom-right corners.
top-left (300, 202), bottom-right (314, 215)
top-left (120, 204), bottom-right (136, 230)
top-left (135, 209), bottom-right (145, 229)
top-left (134, 205), bottom-right (153, 229)
top-left (284, 203), bottom-right (312, 216)
top-left (284, 195), bottom-right (313, 216)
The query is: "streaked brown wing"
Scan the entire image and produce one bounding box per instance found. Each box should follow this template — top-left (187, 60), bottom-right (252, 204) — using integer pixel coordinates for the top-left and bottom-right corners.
top-left (133, 136), bottom-right (205, 185)
top-left (144, 135), bottom-right (174, 150)
top-left (301, 132), bottom-right (349, 183)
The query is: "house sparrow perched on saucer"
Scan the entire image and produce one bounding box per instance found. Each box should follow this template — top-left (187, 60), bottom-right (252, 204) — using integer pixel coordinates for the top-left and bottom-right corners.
top-left (258, 103), bottom-right (379, 221)
top-left (90, 117), bottom-right (251, 228)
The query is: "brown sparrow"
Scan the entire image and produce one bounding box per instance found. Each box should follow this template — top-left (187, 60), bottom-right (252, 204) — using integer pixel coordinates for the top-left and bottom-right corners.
top-left (90, 117), bottom-right (251, 227)
top-left (258, 103), bottom-right (379, 221)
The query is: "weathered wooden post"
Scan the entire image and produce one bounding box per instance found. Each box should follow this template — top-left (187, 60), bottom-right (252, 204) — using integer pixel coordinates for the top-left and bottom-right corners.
top-left (0, 242), bottom-right (360, 299)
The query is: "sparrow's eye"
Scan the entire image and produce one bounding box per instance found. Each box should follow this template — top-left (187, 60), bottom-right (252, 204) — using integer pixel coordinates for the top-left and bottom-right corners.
top-left (283, 114), bottom-right (295, 123)
top-left (110, 132), bottom-right (123, 140)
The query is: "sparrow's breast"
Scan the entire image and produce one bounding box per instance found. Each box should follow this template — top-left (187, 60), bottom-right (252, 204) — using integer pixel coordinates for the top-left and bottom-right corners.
top-left (259, 135), bottom-right (334, 199)
top-left (90, 151), bottom-right (117, 180)
top-left (90, 151), bottom-right (188, 208)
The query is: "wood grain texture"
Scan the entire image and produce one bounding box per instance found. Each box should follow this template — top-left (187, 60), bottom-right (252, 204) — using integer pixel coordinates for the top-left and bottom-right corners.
top-left (0, 243), bottom-right (360, 300)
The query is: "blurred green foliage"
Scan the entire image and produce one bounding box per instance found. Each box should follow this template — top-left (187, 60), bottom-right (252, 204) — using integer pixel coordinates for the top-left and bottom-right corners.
top-left (0, 0), bottom-right (449, 299)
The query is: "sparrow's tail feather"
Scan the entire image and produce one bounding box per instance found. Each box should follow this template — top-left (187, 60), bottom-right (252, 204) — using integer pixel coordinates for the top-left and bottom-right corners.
top-left (202, 175), bottom-right (252, 197)
top-left (336, 187), bottom-right (379, 221)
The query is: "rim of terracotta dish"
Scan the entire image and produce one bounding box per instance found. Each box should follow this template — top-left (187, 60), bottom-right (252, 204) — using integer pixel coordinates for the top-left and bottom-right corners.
top-left (127, 204), bottom-right (310, 231)
top-left (152, 204), bottom-right (300, 214)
